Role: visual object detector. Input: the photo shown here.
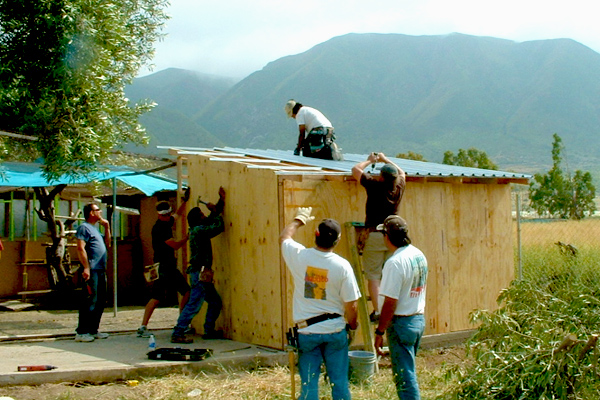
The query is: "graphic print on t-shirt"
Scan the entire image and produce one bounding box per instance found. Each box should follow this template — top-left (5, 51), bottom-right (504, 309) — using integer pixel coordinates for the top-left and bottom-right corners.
top-left (304, 266), bottom-right (329, 300)
top-left (410, 255), bottom-right (428, 298)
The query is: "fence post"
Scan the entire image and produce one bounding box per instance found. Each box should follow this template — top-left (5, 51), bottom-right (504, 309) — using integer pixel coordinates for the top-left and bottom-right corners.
top-left (516, 193), bottom-right (522, 280)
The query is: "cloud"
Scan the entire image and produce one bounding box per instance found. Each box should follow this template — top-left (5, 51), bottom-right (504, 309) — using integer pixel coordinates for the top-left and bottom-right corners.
top-left (140, 0), bottom-right (600, 78)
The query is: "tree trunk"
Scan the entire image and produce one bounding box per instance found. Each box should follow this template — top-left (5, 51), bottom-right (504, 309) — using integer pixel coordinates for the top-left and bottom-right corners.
top-left (33, 185), bottom-right (75, 290)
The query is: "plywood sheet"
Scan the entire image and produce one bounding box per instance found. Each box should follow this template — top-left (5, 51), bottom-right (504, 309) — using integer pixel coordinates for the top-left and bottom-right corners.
top-left (187, 155), bottom-right (283, 348)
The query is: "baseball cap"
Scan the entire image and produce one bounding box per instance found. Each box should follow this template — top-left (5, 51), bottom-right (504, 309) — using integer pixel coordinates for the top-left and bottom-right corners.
top-left (284, 100), bottom-right (296, 118)
top-left (376, 215), bottom-right (408, 238)
top-left (316, 219), bottom-right (342, 248)
top-left (380, 164), bottom-right (399, 178)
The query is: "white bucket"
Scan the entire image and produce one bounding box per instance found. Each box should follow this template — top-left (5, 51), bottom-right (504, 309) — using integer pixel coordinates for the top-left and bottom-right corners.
top-left (348, 350), bottom-right (377, 382)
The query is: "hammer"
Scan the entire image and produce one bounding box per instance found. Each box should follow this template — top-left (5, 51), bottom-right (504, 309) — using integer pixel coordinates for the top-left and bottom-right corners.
top-left (197, 195), bottom-right (209, 207)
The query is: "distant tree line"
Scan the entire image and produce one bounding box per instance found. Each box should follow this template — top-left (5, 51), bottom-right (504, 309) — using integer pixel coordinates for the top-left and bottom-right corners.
top-left (396, 135), bottom-right (596, 220)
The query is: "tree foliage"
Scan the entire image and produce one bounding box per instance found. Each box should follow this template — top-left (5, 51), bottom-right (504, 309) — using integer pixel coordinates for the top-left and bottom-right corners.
top-left (442, 147), bottom-right (498, 170)
top-left (396, 151), bottom-right (427, 161)
top-left (0, 0), bottom-right (168, 179)
top-left (529, 134), bottom-right (596, 219)
top-left (443, 260), bottom-right (600, 399)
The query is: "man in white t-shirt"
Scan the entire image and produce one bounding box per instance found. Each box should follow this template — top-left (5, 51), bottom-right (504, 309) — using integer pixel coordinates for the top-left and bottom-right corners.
top-left (284, 100), bottom-right (341, 160)
top-left (373, 215), bottom-right (428, 400)
top-left (280, 207), bottom-right (360, 400)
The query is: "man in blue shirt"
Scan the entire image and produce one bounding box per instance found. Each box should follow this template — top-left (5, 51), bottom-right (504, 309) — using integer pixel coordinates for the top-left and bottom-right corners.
top-left (75, 203), bottom-right (111, 342)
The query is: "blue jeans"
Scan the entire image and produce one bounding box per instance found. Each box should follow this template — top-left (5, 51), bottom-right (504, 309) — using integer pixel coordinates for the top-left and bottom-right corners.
top-left (387, 314), bottom-right (425, 400)
top-left (297, 329), bottom-right (351, 400)
top-left (77, 269), bottom-right (106, 335)
top-left (173, 271), bottom-right (222, 336)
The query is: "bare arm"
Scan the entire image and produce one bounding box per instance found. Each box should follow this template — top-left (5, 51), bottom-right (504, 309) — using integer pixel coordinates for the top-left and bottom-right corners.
top-left (344, 300), bottom-right (358, 330)
top-left (374, 295), bottom-right (398, 355)
top-left (352, 152), bottom-right (378, 181)
top-left (174, 197), bottom-right (188, 218)
top-left (77, 239), bottom-right (91, 281)
top-left (99, 218), bottom-right (111, 248)
top-left (165, 235), bottom-right (188, 250)
top-left (297, 125), bottom-right (307, 150)
top-left (280, 219), bottom-right (303, 244)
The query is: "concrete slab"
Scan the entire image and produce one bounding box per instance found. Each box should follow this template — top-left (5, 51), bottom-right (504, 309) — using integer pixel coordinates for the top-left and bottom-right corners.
top-left (0, 329), bottom-right (287, 386)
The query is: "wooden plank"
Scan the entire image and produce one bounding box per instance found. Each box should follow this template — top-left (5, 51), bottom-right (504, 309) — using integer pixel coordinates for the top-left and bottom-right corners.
top-left (187, 155), bottom-right (284, 348)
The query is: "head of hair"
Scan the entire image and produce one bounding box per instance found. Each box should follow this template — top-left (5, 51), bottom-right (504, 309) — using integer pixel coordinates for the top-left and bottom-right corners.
top-left (83, 203), bottom-right (98, 220)
top-left (292, 102), bottom-right (303, 115)
top-left (315, 219), bottom-right (341, 249)
top-left (187, 207), bottom-right (205, 227)
top-left (380, 164), bottom-right (399, 184)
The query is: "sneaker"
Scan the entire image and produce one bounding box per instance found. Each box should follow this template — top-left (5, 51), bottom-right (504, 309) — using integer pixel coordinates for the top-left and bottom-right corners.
top-left (171, 335), bottom-right (193, 344)
top-left (369, 311), bottom-right (380, 323)
top-left (137, 326), bottom-right (151, 338)
top-left (203, 330), bottom-right (224, 340)
top-left (94, 332), bottom-right (109, 339)
top-left (75, 333), bottom-right (95, 342)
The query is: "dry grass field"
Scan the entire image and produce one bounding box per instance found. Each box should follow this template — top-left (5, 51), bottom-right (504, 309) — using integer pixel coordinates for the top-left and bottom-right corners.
top-left (0, 346), bottom-right (465, 400)
top-left (516, 217), bottom-right (600, 250)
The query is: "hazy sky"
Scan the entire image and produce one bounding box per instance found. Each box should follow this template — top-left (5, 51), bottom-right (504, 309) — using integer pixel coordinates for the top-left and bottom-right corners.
top-left (140, 0), bottom-right (600, 79)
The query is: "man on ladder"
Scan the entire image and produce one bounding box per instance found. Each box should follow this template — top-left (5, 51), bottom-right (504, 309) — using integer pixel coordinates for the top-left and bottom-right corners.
top-left (352, 152), bottom-right (406, 322)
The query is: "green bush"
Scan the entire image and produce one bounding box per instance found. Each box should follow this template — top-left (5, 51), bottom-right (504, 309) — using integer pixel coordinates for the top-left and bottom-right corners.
top-left (442, 252), bottom-right (600, 399)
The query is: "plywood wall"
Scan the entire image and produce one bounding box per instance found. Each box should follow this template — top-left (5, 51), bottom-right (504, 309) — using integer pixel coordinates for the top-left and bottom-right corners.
top-left (279, 177), bottom-right (514, 337)
top-left (186, 153), bottom-right (515, 349)
top-left (186, 155), bottom-right (284, 348)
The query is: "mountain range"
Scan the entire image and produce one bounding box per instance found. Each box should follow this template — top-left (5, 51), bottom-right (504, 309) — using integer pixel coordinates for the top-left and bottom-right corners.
top-left (125, 33), bottom-right (600, 174)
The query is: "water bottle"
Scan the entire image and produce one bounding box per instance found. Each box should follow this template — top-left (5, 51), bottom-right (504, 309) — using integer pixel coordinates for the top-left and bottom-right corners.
top-left (148, 334), bottom-right (156, 352)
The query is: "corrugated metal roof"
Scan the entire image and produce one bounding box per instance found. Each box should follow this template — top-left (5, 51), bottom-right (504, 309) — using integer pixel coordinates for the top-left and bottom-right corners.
top-left (173, 147), bottom-right (530, 182)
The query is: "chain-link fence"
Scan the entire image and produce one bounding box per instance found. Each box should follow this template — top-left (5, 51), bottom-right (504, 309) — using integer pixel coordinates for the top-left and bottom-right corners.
top-left (513, 191), bottom-right (600, 285)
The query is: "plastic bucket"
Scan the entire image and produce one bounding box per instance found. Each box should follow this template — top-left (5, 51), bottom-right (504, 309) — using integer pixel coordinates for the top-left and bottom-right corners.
top-left (348, 350), bottom-right (377, 383)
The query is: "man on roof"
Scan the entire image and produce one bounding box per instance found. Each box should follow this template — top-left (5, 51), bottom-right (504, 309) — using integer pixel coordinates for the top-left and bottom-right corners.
top-left (284, 100), bottom-right (342, 161)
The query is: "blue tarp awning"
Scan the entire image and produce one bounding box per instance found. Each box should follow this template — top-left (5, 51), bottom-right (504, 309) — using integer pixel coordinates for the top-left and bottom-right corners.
top-left (0, 162), bottom-right (179, 196)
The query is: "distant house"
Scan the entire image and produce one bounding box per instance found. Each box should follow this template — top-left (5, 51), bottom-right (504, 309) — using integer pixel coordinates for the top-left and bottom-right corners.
top-left (170, 147), bottom-right (530, 350)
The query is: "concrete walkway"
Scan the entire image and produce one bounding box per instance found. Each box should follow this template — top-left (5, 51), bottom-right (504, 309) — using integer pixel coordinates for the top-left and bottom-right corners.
top-left (0, 329), bottom-right (287, 386)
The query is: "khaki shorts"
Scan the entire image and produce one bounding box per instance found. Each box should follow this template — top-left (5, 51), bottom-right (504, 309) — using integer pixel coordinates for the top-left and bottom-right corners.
top-left (362, 232), bottom-right (393, 280)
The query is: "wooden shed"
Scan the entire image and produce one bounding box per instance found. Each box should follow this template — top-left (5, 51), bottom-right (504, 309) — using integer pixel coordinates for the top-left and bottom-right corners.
top-left (173, 147), bottom-right (529, 350)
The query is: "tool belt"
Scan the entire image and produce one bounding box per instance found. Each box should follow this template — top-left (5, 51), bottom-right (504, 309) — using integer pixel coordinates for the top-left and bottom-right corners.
top-left (295, 313), bottom-right (343, 329)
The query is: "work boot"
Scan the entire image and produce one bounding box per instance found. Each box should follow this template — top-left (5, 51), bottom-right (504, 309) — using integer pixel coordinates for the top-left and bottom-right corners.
top-left (171, 335), bottom-right (193, 344)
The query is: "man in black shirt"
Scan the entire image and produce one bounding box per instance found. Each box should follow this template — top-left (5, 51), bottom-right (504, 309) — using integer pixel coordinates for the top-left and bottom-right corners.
top-left (137, 199), bottom-right (190, 338)
top-left (352, 152), bottom-right (406, 322)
